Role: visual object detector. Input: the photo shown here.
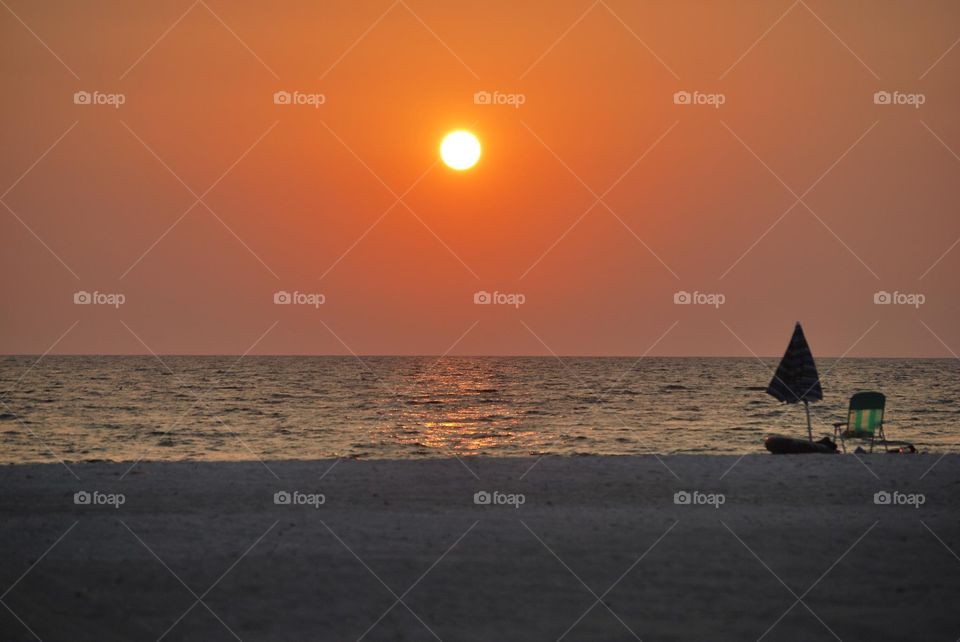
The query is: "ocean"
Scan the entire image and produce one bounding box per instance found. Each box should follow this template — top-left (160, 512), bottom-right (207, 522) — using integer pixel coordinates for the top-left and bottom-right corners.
top-left (0, 356), bottom-right (956, 463)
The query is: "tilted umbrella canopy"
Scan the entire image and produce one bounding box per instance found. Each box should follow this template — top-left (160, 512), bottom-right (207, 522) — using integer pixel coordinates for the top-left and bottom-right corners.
top-left (767, 322), bottom-right (822, 440)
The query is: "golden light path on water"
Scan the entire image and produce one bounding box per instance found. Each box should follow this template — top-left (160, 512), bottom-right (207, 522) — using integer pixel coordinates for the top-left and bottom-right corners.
top-left (373, 364), bottom-right (538, 454)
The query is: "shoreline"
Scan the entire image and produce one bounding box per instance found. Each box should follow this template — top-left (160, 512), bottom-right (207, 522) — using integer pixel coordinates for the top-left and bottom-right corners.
top-left (3, 448), bottom-right (957, 468)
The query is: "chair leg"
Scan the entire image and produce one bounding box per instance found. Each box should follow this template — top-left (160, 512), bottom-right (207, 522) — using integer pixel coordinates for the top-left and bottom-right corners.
top-left (833, 427), bottom-right (844, 453)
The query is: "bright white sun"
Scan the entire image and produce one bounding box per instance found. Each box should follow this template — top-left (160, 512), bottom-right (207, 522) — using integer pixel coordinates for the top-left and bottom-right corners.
top-left (440, 130), bottom-right (481, 171)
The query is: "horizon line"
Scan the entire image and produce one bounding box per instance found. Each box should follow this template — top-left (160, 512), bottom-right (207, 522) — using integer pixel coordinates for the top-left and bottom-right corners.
top-left (0, 353), bottom-right (953, 360)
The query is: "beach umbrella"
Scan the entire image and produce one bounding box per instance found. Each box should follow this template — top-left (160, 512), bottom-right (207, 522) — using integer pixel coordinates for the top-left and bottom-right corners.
top-left (767, 322), bottom-right (823, 441)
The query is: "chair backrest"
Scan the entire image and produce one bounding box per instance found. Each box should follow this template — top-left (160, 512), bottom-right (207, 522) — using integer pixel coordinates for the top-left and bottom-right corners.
top-left (843, 391), bottom-right (885, 437)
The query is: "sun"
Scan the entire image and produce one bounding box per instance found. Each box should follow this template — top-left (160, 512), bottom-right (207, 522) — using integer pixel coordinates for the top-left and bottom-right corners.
top-left (440, 130), bottom-right (481, 171)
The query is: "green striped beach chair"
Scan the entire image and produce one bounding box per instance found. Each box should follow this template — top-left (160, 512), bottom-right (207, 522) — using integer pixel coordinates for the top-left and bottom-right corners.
top-left (832, 392), bottom-right (915, 453)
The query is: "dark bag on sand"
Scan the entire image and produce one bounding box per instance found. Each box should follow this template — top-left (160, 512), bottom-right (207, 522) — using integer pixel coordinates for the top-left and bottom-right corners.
top-left (764, 435), bottom-right (837, 454)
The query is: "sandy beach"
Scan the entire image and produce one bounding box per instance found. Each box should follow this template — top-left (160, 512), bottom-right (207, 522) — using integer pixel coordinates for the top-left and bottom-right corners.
top-left (1, 454), bottom-right (958, 641)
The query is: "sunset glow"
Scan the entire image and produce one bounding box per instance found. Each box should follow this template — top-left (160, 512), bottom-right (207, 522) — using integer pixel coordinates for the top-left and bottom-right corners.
top-left (1, 2), bottom-right (958, 359)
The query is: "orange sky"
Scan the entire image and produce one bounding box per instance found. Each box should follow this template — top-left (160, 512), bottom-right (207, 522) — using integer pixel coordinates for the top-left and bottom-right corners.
top-left (1, 0), bottom-right (959, 356)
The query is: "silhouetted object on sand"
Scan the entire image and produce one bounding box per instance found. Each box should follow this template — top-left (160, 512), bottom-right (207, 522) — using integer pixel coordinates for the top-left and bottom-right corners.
top-left (766, 322), bottom-right (823, 442)
top-left (764, 434), bottom-right (837, 454)
top-left (833, 391), bottom-right (917, 453)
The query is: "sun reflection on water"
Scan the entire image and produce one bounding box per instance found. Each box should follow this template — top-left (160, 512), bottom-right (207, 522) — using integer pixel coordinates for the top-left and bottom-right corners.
top-left (372, 361), bottom-right (540, 455)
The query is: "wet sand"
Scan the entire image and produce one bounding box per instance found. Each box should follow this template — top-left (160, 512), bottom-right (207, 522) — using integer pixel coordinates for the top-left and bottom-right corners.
top-left (1, 454), bottom-right (958, 641)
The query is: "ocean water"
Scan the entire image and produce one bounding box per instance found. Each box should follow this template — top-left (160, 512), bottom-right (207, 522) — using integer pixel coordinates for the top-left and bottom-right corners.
top-left (0, 356), bottom-right (957, 463)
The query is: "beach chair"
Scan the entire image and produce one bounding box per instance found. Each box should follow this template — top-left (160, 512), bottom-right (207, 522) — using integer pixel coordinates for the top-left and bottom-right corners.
top-left (832, 392), bottom-right (915, 453)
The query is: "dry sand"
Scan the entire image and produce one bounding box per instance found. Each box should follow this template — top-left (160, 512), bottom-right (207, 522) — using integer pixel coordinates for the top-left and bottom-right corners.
top-left (1, 454), bottom-right (958, 641)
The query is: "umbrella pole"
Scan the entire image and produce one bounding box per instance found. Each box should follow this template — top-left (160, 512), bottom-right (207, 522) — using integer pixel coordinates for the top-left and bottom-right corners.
top-left (804, 400), bottom-right (813, 442)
